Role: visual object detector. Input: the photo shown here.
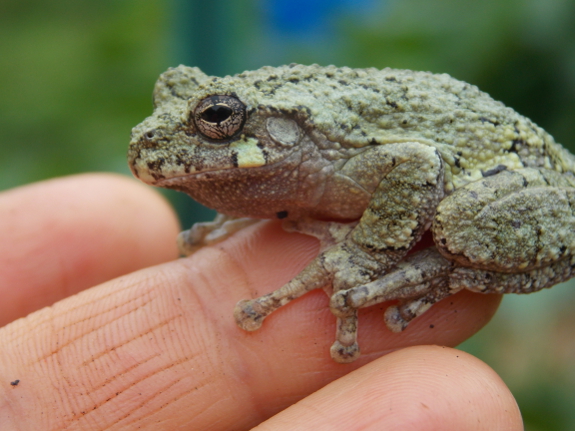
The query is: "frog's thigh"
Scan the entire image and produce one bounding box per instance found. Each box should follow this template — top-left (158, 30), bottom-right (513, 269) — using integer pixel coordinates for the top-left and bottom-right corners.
top-left (450, 256), bottom-right (575, 294)
top-left (434, 169), bottom-right (575, 272)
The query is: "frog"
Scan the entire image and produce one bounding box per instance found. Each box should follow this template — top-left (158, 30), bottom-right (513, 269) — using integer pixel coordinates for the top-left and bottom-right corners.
top-left (128, 64), bottom-right (575, 363)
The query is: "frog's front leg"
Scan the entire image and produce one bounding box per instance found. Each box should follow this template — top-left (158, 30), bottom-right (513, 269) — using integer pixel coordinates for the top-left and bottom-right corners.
top-left (178, 213), bottom-right (258, 255)
top-left (234, 142), bottom-right (444, 363)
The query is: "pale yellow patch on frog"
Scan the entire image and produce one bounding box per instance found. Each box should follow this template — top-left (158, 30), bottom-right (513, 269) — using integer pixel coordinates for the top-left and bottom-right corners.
top-left (230, 136), bottom-right (266, 168)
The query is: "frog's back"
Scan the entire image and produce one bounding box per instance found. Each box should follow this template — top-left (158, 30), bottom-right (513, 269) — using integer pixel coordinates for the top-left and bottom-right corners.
top-left (227, 64), bottom-right (575, 189)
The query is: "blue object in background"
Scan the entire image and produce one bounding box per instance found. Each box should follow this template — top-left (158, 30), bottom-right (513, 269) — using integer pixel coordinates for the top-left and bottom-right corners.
top-left (174, 0), bottom-right (385, 76)
top-left (257, 0), bottom-right (385, 67)
top-left (264, 0), bottom-right (381, 37)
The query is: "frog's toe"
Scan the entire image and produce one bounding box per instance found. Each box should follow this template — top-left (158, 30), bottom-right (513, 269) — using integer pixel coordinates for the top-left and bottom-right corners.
top-left (177, 229), bottom-right (202, 256)
top-left (330, 340), bottom-right (360, 363)
top-left (329, 290), bottom-right (355, 317)
top-left (234, 299), bottom-right (265, 331)
top-left (383, 305), bottom-right (410, 332)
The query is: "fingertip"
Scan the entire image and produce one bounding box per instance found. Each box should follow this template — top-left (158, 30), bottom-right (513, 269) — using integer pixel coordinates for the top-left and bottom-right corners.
top-left (256, 345), bottom-right (523, 431)
top-left (82, 173), bottom-right (181, 265)
top-left (0, 173), bottom-right (180, 325)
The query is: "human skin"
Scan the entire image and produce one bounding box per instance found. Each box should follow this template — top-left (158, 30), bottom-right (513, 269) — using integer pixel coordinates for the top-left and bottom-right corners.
top-left (0, 174), bottom-right (522, 430)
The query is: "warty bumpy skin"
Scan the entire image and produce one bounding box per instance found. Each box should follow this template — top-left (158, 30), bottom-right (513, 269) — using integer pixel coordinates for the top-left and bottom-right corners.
top-left (129, 64), bottom-right (575, 363)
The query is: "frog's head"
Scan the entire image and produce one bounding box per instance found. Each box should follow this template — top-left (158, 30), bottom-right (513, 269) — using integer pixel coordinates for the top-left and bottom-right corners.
top-left (128, 65), bottom-right (336, 219)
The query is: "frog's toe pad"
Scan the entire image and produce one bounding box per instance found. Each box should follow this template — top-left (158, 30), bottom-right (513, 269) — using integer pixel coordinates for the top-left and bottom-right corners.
top-left (384, 305), bottom-right (410, 333)
top-left (234, 300), bottom-right (265, 331)
top-left (177, 230), bottom-right (201, 256)
top-left (329, 290), bottom-right (354, 317)
top-left (330, 341), bottom-right (360, 363)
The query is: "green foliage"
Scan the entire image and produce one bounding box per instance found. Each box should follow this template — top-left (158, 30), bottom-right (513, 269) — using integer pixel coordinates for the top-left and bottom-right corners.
top-left (338, 0), bottom-right (575, 151)
top-left (0, 0), bottom-right (170, 189)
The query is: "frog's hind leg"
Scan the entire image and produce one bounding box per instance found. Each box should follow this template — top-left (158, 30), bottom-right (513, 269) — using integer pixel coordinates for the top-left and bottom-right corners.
top-left (450, 255), bottom-right (575, 295)
top-left (433, 168), bottom-right (575, 275)
top-left (377, 246), bottom-right (575, 331)
top-left (330, 248), bottom-right (458, 331)
top-left (383, 281), bottom-right (458, 332)
top-left (370, 248), bottom-right (575, 332)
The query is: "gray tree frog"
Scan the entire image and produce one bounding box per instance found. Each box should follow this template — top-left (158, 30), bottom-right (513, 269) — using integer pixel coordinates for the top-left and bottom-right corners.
top-left (128, 64), bottom-right (575, 363)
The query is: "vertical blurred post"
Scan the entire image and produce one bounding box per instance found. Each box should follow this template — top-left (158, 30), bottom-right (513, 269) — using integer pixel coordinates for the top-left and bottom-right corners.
top-left (173, 0), bottom-right (229, 76)
top-left (168, 0), bottom-right (242, 226)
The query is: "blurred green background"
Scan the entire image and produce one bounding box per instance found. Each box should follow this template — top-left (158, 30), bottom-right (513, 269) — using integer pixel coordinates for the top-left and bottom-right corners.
top-left (1, 0), bottom-right (574, 429)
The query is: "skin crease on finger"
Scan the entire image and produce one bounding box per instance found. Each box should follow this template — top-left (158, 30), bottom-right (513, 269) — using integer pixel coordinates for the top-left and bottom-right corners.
top-left (0, 181), bottom-right (504, 431)
top-left (0, 173), bottom-right (180, 327)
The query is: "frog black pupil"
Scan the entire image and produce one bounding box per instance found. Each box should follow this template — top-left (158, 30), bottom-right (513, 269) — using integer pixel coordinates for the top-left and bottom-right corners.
top-left (202, 105), bottom-right (233, 123)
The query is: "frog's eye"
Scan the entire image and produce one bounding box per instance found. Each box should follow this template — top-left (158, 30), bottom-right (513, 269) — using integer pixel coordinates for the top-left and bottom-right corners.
top-left (193, 95), bottom-right (246, 140)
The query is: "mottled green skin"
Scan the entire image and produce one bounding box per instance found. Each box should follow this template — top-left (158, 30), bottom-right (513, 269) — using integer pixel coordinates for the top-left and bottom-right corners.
top-left (129, 64), bottom-right (575, 363)
top-left (130, 64), bottom-right (574, 191)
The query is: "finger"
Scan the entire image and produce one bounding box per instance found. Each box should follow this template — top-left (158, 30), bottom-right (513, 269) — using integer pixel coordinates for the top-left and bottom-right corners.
top-left (0, 173), bottom-right (179, 326)
top-left (254, 345), bottom-right (523, 431)
top-left (0, 221), bottom-right (501, 430)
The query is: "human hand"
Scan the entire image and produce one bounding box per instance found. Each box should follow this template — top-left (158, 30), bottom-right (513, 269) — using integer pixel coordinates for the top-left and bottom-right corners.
top-left (0, 174), bottom-right (522, 430)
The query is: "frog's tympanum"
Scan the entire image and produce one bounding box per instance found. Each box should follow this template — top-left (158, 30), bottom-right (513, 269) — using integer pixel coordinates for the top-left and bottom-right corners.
top-left (129, 65), bottom-right (575, 362)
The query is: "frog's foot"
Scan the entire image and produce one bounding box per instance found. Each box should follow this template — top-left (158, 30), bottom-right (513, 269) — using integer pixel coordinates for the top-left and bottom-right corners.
top-left (235, 282), bottom-right (361, 364)
top-left (383, 248), bottom-right (575, 331)
top-left (234, 258), bottom-right (330, 331)
top-left (330, 340), bottom-right (360, 363)
top-left (178, 214), bottom-right (257, 255)
top-left (383, 282), bottom-right (457, 332)
top-left (330, 312), bottom-right (360, 363)
top-left (235, 239), bottom-right (383, 362)
top-left (330, 248), bottom-right (457, 331)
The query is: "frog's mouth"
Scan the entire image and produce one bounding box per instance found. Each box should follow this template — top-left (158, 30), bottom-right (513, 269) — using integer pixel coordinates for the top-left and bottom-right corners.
top-left (153, 148), bottom-right (299, 188)
top-left (155, 168), bottom-right (241, 187)
top-left (129, 129), bottom-right (304, 186)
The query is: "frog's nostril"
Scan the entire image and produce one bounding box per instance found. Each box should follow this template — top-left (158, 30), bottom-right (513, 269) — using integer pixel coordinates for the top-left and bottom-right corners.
top-left (144, 130), bottom-right (156, 140)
